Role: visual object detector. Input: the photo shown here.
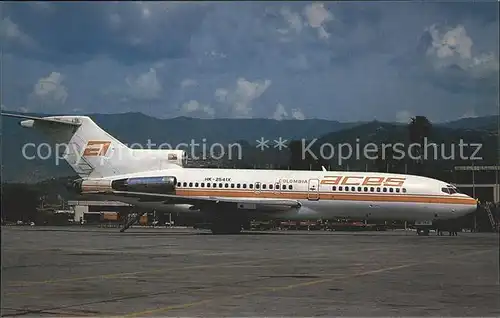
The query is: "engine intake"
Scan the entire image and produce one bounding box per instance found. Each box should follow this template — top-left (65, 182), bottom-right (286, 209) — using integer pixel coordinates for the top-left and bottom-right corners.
top-left (111, 176), bottom-right (177, 194)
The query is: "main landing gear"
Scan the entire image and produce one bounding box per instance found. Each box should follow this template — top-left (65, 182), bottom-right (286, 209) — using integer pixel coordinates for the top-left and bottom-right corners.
top-left (416, 228), bottom-right (430, 236)
top-left (209, 214), bottom-right (245, 235)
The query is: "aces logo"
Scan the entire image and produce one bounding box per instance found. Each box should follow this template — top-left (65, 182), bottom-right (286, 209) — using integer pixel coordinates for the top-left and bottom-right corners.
top-left (82, 141), bottom-right (111, 157)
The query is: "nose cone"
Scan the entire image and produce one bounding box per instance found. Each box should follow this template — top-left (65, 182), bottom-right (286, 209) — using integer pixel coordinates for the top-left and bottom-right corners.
top-left (461, 194), bottom-right (479, 215)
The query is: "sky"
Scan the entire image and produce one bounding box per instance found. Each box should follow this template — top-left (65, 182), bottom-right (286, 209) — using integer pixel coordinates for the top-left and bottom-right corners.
top-left (1, 1), bottom-right (498, 122)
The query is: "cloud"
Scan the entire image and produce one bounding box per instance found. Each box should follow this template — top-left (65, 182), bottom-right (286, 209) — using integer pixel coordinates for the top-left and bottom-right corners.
top-left (26, 72), bottom-right (68, 111)
top-left (423, 24), bottom-right (498, 79)
top-left (460, 109), bottom-right (478, 119)
top-left (272, 104), bottom-right (306, 120)
top-left (180, 79), bottom-right (197, 89)
top-left (291, 108), bottom-right (305, 120)
top-left (395, 110), bottom-right (413, 123)
top-left (273, 103), bottom-right (288, 120)
top-left (215, 78), bottom-right (272, 118)
top-left (125, 67), bottom-right (162, 100)
top-left (180, 100), bottom-right (215, 118)
top-left (303, 2), bottom-right (333, 39)
top-left (1, 2), bottom-right (498, 121)
top-left (280, 7), bottom-right (304, 34)
top-left (0, 17), bottom-right (37, 49)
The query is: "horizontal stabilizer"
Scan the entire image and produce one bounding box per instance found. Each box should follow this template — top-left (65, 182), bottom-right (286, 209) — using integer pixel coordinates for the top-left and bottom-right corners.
top-left (1, 112), bottom-right (81, 126)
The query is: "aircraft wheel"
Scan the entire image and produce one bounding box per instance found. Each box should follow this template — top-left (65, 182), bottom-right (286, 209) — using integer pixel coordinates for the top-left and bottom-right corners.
top-left (417, 229), bottom-right (429, 236)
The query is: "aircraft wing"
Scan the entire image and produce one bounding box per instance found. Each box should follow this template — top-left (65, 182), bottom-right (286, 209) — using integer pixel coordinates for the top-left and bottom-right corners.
top-left (109, 190), bottom-right (301, 211)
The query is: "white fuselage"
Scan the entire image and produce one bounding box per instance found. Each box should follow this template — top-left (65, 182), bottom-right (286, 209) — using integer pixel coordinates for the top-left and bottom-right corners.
top-left (92, 167), bottom-right (477, 222)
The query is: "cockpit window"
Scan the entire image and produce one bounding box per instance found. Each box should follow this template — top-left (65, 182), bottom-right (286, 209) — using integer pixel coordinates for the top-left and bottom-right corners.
top-left (442, 185), bottom-right (461, 194)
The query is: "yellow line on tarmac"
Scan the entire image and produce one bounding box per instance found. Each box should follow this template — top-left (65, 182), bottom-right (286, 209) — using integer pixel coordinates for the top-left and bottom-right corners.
top-left (6, 247), bottom-right (387, 288)
top-left (125, 249), bottom-right (494, 317)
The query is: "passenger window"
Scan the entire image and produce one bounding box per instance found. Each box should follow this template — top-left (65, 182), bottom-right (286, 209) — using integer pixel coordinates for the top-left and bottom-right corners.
top-left (383, 188), bottom-right (387, 192)
top-left (332, 186), bottom-right (337, 191)
top-left (255, 183), bottom-right (260, 189)
top-left (231, 183), bottom-right (235, 188)
top-left (364, 187), bottom-right (368, 192)
top-left (212, 183), bottom-right (216, 188)
top-left (288, 185), bottom-right (293, 190)
top-left (206, 183), bottom-right (210, 187)
top-left (282, 185), bottom-right (287, 190)
top-left (262, 184), bottom-right (267, 189)
top-left (269, 184), bottom-right (273, 189)
top-left (395, 188), bottom-right (400, 193)
top-left (195, 182), bottom-right (199, 187)
top-left (177, 182), bottom-right (181, 187)
top-left (225, 183), bottom-right (229, 188)
top-left (249, 184), bottom-right (253, 189)
top-left (389, 188), bottom-right (393, 193)
top-left (219, 183), bottom-right (223, 188)
top-left (357, 187), bottom-right (362, 191)
top-left (183, 182), bottom-right (187, 187)
top-left (351, 187), bottom-right (355, 191)
top-left (370, 187), bottom-right (374, 192)
top-left (402, 188), bottom-right (407, 193)
top-left (376, 187), bottom-right (380, 192)
top-left (339, 186), bottom-right (343, 191)
top-left (237, 184), bottom-right (241, 188)
top-left (243, 184), bottom-right (247, 188)
top-left (189, 182), bottom-right (193, 187)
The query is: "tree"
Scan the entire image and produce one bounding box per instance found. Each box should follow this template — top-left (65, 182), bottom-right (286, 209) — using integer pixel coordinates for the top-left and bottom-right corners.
top-left (408, 116), bottom-right (432, 175)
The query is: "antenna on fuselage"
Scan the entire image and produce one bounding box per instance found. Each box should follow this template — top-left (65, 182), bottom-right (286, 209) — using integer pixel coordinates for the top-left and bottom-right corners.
top-left (321, 166), bottom-right (327, 171)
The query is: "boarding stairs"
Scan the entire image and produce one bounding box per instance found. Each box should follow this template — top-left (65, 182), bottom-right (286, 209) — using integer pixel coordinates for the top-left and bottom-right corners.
top-left (120, 212), bottom-right (147, 232)
top-left (484, 203), bottom-right (499, 233)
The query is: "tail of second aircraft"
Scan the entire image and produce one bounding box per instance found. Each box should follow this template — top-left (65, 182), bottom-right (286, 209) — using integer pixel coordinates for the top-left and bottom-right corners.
top-left (1, 113), bottom-right (185, 179)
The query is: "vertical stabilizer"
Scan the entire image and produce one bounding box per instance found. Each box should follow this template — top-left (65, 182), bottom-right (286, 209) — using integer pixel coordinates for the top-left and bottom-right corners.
top-left (2, 113), bottom-right (185, 178)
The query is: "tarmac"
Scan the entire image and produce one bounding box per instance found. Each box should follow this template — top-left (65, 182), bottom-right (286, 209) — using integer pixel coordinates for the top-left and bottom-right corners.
top-left (2, 226), bottom-right (499, 317)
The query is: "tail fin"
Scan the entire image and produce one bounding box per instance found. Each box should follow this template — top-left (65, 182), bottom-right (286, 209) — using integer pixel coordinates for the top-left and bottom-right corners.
top-left (2, 113), bottom-right (184, 178)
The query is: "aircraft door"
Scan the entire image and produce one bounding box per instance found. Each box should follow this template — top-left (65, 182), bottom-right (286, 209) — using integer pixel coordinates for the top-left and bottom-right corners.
top-left (254, 182), bottom-right (261, 194)
top-left (307, 179), bottom-right (320, 201)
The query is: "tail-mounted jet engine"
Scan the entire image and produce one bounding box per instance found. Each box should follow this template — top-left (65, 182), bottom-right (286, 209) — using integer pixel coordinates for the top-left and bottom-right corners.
top-left (111, 176), bottom-right (177, 194)
top-left (67, 176), bottom-right (177, 195)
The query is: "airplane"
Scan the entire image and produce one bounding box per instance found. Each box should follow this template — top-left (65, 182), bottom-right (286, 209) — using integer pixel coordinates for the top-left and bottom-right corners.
top-left (2, 113), bottom-right (478, 234)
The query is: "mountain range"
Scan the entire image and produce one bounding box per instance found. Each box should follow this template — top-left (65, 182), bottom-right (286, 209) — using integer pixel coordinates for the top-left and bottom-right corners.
top-left (1, 111), bottom-right (497, 183)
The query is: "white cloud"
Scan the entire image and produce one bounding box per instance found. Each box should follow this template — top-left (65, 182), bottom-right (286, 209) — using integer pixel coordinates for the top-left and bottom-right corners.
top-left (460, 109), bottom-right (477, 119)
top-left (0, 17), bottom-right (37, 48)
top-left (395, 110), bottom-right (413, 123)
top-left (291, 108), bottom-right (305, 120)
top-left (32, 72), bottom-right (69, 105)
top-left (428, 25), bottom-right (472, 60)
top-left (272, 104), bottom-right (306, 120)
top-left (181, 100), bottom-right (215, 118)
top-left (125, 67), bottom-right (162, 100)
top-left (303, 2), bottom-right (332, 39)
top-left (426, 24), bottom-right (498, 77)
top-left (280, 7), bottom-right (304, 34)
top-left (109, 13), bottom-right (122, 29)
top-left (273, 103), bottom-right (288, 120)
top-left (217, 78), bottom-right (271, 118)
top-left (180, 79), bottom-right (197, 89)
top-left (214, 88), bottom-right (228, 102)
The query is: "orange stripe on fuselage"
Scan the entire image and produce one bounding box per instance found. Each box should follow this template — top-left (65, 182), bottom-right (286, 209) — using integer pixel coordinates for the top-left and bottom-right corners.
top-left (175, 189), bottom-right (477, 205)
